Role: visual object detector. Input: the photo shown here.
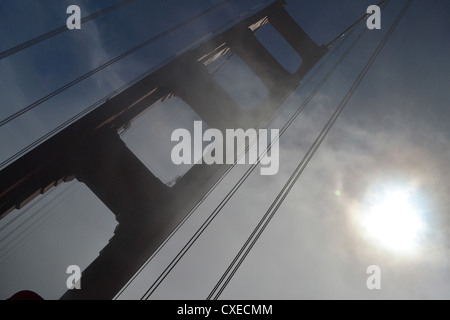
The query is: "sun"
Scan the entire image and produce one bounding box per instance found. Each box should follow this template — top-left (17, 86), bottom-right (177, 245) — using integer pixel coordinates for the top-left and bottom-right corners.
top-left (359, 187), bottom-right (426, 253)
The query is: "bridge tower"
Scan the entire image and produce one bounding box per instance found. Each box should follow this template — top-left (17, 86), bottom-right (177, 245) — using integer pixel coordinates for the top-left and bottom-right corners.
top-left (0, 0), bottom-right (327, 299)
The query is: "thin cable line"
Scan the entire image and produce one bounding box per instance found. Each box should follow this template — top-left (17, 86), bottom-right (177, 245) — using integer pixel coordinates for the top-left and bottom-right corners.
top-left (0, 183), bottom-right (76, 253)
top-left (0, 183), bottom-right (79, 268)
top-left (0, 187), bottom-right (57, 234)
top-left (0, 0), bottom-right (140, 60)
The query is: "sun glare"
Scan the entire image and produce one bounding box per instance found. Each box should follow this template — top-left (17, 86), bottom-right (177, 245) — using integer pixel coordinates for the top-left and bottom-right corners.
top-left (359, 188), bottom-right (426, 253)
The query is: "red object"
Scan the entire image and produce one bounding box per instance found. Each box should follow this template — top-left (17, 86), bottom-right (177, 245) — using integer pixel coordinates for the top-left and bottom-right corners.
top-left (7, 290), bottom-right (44, 300)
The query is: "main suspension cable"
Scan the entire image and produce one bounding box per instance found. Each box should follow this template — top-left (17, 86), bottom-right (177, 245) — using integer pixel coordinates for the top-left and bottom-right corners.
top-left (0, 0), bottom-right (140, 60)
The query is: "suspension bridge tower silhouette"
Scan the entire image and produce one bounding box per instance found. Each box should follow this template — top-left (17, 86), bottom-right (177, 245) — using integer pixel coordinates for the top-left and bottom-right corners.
top-left (0, 0), bottom-right (354, 299)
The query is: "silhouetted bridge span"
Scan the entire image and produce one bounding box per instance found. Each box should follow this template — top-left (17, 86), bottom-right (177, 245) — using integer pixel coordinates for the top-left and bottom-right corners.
top-left (0, 0), bottom-right (329, 299)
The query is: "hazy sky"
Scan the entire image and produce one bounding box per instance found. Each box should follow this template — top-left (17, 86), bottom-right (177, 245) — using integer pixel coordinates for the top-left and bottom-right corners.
top-left (0, 0), bottom-right (449, 300)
